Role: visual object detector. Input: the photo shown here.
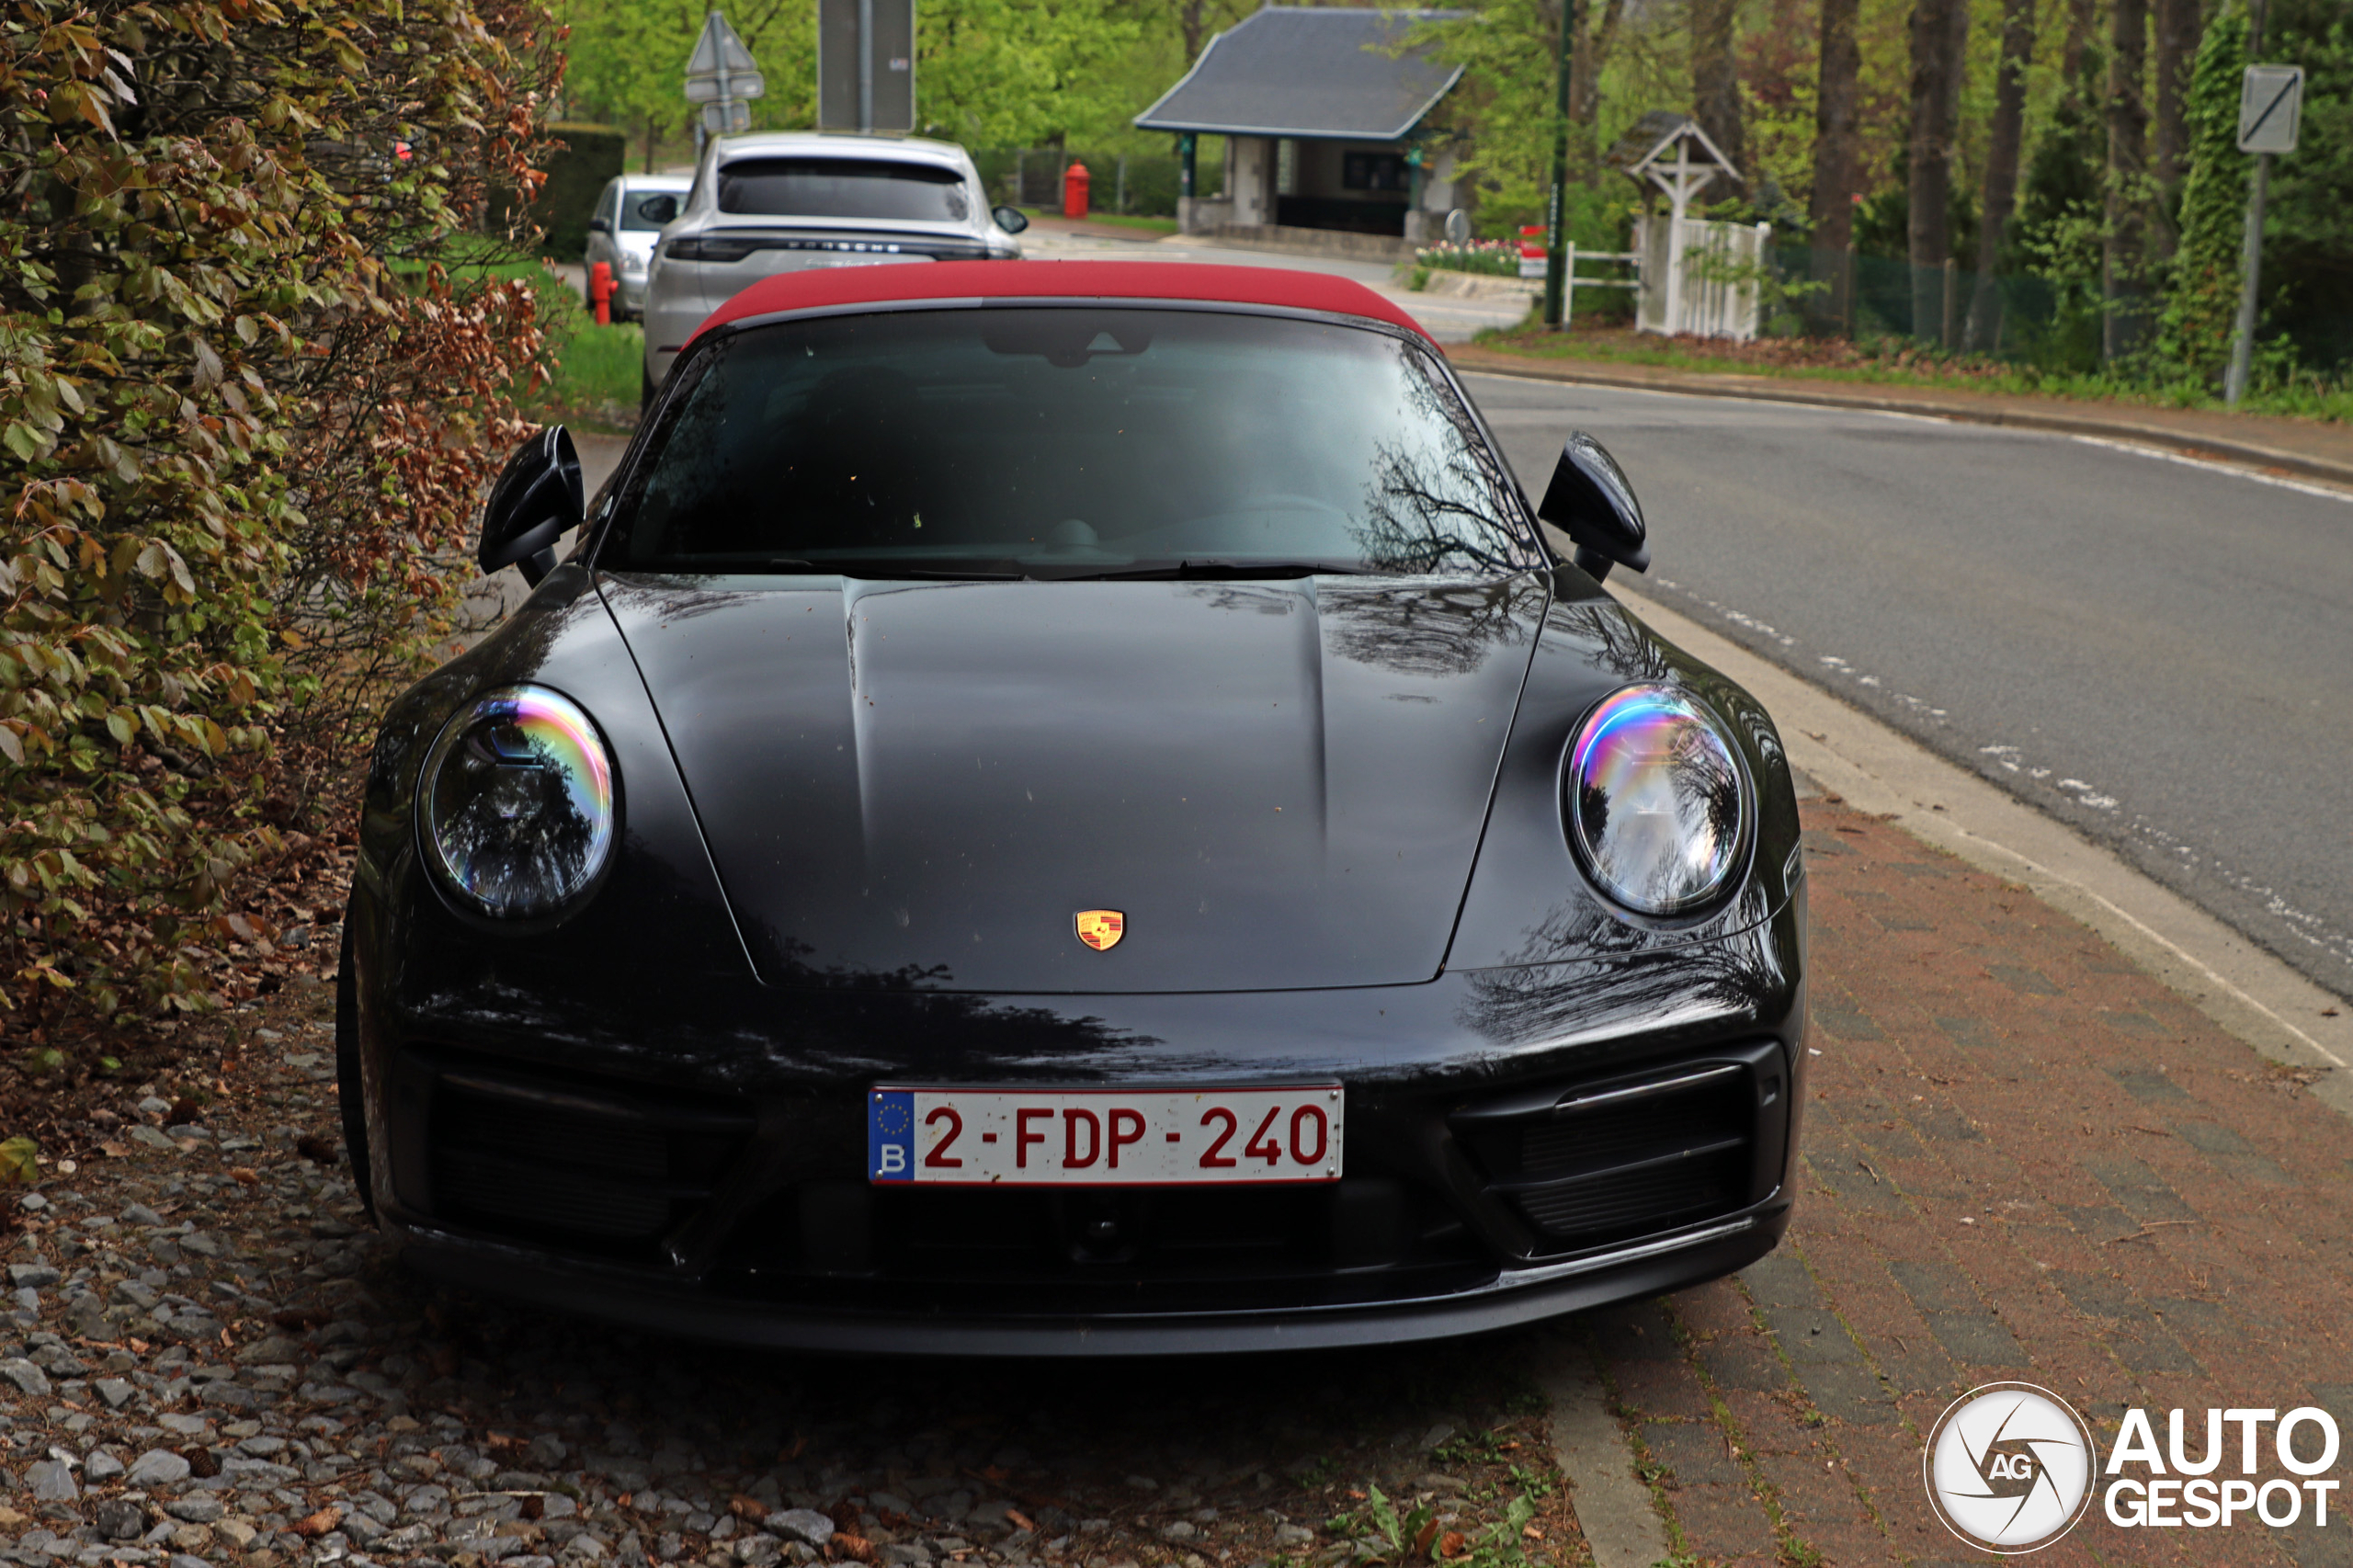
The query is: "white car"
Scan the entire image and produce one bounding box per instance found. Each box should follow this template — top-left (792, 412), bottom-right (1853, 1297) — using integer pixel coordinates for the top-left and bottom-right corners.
top-left (641, 131), bottom-right (1028, 401)
top-left (585, 172), bottom-right (693, 321)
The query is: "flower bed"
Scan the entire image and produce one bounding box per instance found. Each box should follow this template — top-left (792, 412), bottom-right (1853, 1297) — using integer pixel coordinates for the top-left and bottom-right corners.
top-left (1415, 239), bottom-right (1526, 277)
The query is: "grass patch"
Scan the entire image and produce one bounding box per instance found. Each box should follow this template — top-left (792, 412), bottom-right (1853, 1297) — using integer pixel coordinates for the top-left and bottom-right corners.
top-left (1021, 206), bottom-right (1179, 234)
top-left (1472, 323), bottom-right (2353, 425)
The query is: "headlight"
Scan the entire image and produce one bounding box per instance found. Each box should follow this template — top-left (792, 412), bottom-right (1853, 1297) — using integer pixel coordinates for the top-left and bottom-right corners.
top-left (1563, 684), bottom-right (1750, 916)
top-left (419, 686), bottom-right (616, 919)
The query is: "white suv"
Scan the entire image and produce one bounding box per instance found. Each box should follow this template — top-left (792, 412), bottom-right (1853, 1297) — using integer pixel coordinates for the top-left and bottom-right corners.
top-left (642, 131), bottom-right (1027, 400)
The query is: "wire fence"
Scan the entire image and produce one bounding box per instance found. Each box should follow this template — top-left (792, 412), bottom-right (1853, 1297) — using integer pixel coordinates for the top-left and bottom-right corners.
top-left (1764, 244), bottom-right (2113, 371)
top-left (972, 149), bottom-right (1223, 219)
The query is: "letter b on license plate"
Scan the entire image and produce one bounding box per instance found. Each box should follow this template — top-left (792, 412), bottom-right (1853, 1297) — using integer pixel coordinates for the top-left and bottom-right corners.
top-left (869, 1086), bottom-right (1344, 1186)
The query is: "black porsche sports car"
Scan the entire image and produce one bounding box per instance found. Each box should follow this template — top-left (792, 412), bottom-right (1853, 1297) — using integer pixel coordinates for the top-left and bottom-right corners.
top-left (340, 260), bottom-right (1808, 1354)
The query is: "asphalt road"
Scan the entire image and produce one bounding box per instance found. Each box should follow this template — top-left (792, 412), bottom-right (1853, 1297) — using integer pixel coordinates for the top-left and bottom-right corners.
top-left (1465, 371), bottom-right (2353, 1006)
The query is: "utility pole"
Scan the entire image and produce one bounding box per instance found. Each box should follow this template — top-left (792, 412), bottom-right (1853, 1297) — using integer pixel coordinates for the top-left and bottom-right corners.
top-left (1542, 0), bottom-right (1577, 328)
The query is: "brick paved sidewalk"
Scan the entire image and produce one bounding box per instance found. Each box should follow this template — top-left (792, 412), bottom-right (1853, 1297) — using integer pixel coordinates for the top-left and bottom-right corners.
top-left (1558, 794), bottom-right (2353, 1568)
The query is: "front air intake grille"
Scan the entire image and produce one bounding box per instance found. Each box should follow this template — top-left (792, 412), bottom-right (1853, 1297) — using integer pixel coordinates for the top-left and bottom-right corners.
top-left (1452, 1042), bottom-right (1787, 1255)
top-left (418, 1062), bottom-right (752, 1257)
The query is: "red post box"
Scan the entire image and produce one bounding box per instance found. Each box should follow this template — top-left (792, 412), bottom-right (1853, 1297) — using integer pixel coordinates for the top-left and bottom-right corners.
top-left (589, 261), bottom-right (615, 327)
top-left (1063, 162), bottom-right (1090, 222)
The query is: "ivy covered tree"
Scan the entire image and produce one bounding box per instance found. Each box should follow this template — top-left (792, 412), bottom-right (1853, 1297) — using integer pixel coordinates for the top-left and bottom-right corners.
top-left (2157, 0), bottom-right (2250, 383)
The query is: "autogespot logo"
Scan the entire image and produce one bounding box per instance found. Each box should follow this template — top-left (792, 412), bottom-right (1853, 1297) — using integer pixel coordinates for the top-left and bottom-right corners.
top-left (1924, 1383), bottom-right (2099, 1552)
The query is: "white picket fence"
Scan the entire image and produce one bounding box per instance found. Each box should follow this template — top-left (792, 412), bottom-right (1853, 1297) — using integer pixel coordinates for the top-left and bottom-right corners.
top-left (1634, 215), bottom-right (1771, 341)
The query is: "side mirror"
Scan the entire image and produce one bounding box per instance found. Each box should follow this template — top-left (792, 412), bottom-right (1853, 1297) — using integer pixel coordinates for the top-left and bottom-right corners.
top-left (587, 216), bottom-right (612, 235)
top-left (992, 204), bottom-right (1030, 234)
top-left (480, 426), bottom-right (584, 588)
top-left (1537, 432), bottom-right (1650, 582)
top-left (641, 194), bottom-right (679, 225)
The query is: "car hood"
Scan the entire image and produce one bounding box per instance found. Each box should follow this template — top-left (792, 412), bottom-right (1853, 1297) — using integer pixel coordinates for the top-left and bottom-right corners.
top-left (598, 572), bottom-right (1549, 993)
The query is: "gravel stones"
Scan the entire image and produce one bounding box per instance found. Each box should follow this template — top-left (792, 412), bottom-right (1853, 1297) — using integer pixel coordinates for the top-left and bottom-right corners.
top-left (766, 1509), bottom-right (835, 1548)
top-left (127, 1448), bottom-right (193, 1487)
top-left (94, 1497), bottom-right (148, 1540)
top-left (25, 1456), bottom-right (78, 1500)
top-left (0, 1357), bottom-right (51, 1397)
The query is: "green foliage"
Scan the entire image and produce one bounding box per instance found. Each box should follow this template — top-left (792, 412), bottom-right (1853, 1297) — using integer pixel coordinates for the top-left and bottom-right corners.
top-left (1324, 1483), bottom-right (1537, 1568)
top-left (534, 123), bottom-right (628, 259)
top-left (2258, 0), bottom-right (2353, 368)
top-left (2158, 3), bottom-right (2251, 383)
top-left (0, 0), bottom-right (557, 1037)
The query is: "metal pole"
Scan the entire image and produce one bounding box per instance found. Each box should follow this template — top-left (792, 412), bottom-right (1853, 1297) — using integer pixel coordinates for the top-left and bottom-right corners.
top-left (857, 0), bottom-right (873, 132)
top-left (1542, 0), bottom-right (1576, 327)
top-left (2225, 0), bottom-right (2270, 404)
top-left (1942, 256), bottom-right (1957, 349)
top-left (711, 12), bottom-right (733, 135)
top-left (2225, 152), bottom-right (2268, 405)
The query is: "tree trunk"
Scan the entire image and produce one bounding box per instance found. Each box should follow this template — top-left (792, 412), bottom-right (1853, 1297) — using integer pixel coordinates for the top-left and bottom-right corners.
top-left (1690, 0), bottom-right (1746, 180)
top-left (1806, 0), bottom-right (1863, 332)
top-left (1181, 0), bottom-right (1209, 67)
top-left (2104, 0), bottom-right (2151, 359)
top-left (1906, 0), bottom-right (1968, 340)
top-left (1963, 0), bottom-right (2034, 349)
top-left (1574, 0), bottom-right (1627, 125)
top-left (2151, 0), bottom-right (2200, 255)
top-left (2061, 0), bottom-right (2097, 88)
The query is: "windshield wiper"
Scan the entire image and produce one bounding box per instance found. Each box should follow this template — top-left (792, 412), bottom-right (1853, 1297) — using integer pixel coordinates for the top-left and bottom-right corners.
top-left (1035, 559), bottom-right (1373, 582)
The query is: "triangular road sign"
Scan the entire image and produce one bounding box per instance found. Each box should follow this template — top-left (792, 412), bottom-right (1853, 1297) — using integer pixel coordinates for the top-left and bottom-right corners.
top-left (686, 11), bottom-right (758, 79)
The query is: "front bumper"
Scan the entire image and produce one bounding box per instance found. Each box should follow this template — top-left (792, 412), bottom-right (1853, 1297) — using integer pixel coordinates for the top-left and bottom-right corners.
top-left (393, 1205), bottom-right (1788, 1355)
top-left (355, 885), bottom-right (1807, 1353)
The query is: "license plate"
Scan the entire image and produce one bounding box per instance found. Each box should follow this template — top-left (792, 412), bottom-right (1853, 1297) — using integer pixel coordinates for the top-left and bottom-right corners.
top-left (868, 1085), bottom-right (1344, 1187)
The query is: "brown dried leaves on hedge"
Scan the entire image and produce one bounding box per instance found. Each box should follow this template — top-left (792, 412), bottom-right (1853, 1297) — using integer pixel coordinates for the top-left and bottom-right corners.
top-left (0, 0), bottom-right (559, 1051)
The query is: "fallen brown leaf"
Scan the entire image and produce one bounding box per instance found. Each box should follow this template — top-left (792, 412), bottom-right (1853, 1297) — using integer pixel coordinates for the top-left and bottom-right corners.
top-left (518, 1495), bottom-right (545, 1522)
top-left (833, 1534), bottom-right (876, 1564)
top-left (730, 1496), bottom-right (768, 1523)
top-left (1411, 1519), bottom-right (1439, 1556)
top-left (1439, 1531), bottom-right (1468, 1560)
top-left (294, 1507), bottom-right (343, 1539)
top-left (1005, 1509), bottom-right (1035, 1532)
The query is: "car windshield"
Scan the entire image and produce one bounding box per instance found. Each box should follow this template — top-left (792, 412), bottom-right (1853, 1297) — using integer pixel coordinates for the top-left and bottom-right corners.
top-left (602, 308), bottom-right (1538, 578)
top-left (620, 191), bottom-right (680, 231)
top-left (716, 158), bottom-right (970, 222)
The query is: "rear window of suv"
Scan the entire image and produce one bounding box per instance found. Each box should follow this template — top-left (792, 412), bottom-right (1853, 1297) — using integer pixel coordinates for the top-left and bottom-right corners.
top-left (716, 159), bottom-right (971, 223)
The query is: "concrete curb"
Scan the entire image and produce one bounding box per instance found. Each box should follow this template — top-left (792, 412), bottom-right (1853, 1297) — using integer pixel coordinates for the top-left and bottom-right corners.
top-left (1541, 1334), bottom-right (1673, 1568)
top-left (1447, 347), bottom-right (2353, 488)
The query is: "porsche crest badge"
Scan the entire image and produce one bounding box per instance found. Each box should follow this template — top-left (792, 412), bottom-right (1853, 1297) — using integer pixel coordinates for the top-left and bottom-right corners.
top-left (1074, 910), bottom-right (1125, 951)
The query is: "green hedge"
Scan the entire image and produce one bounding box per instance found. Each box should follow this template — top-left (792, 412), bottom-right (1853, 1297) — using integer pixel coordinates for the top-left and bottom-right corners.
top-left (536, 122), bottom-right (626, 258)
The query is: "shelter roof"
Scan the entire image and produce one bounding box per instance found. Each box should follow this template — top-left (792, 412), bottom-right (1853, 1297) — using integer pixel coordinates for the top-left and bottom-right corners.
top-left (1132, 8), bottom-right (1469, 142)
top-left (1604, 111), bottom-right (1745, 185)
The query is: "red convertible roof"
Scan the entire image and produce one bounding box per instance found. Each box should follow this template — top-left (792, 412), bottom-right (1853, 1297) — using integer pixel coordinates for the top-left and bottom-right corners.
top-left (692, 259), bottom-right (1436, 344)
